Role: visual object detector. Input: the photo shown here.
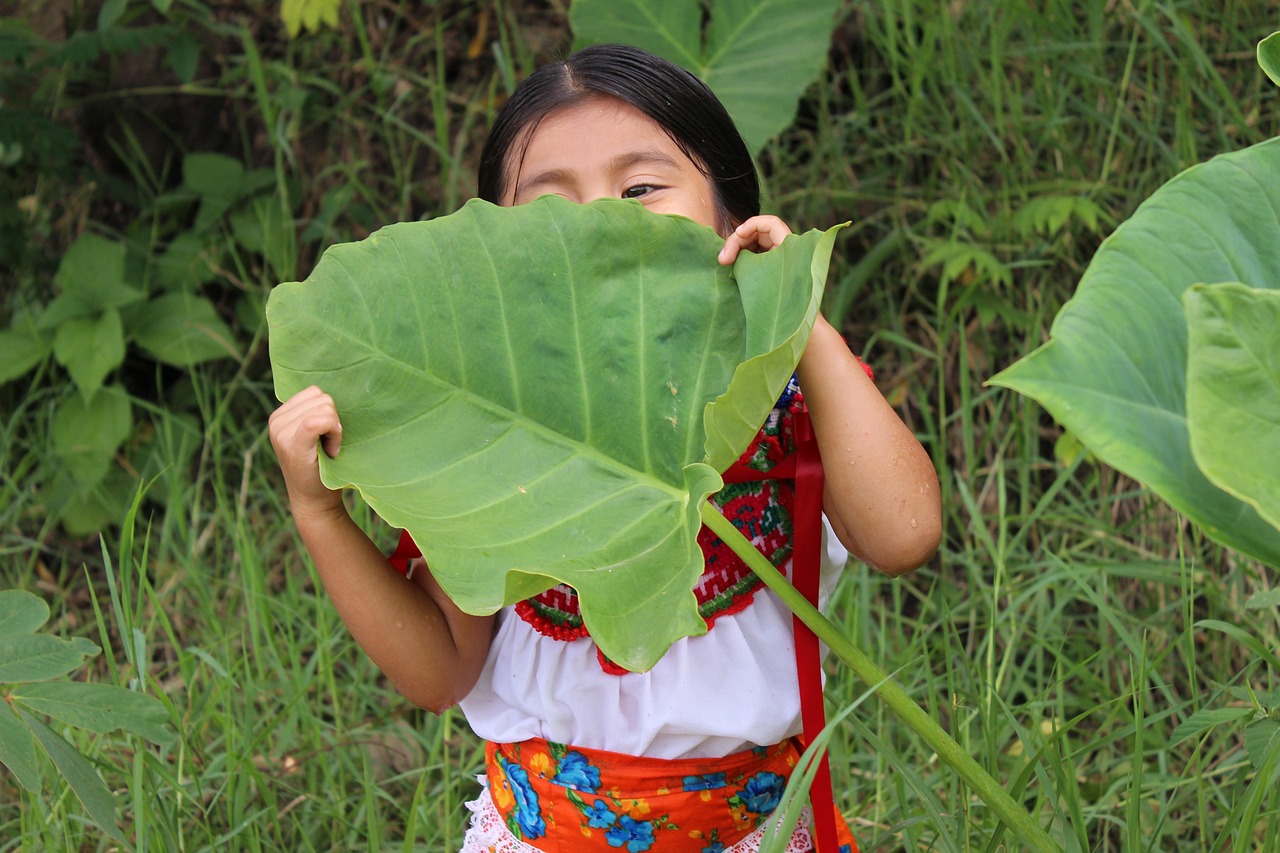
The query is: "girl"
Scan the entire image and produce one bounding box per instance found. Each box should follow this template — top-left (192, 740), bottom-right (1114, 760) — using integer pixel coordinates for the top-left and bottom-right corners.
top-left (270, 44), bottom-right (941, 852)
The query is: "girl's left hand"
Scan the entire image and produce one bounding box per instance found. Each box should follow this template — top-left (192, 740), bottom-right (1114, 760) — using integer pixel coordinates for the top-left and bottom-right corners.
top-left (718, 215), bottom-right (792, 265)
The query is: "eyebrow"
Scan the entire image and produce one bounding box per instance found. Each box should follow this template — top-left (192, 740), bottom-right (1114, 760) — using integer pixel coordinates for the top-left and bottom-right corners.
top-left (512, 149), bottom-right (685, 200)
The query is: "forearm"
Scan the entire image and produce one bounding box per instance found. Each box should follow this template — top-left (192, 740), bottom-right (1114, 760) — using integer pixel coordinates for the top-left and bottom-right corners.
top-left (796, 318), bottom-right (942, 575)
top-left (292, 503), bottom-right (493, 712)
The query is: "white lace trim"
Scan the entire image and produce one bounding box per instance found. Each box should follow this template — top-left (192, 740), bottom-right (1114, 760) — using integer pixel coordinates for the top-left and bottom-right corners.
top-left (459, 776), bottom-right (816, 852)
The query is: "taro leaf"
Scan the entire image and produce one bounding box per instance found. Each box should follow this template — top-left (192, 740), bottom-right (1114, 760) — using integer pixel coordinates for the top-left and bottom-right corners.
top-left (267, 196), bottom-right (832, 671)
top-left (1260, 31), bottom-right (1280, 88)
top-left (1184, 284), bottom-right (1280, 534)
top-left (989, 137), bottom-right (1280, 568)
top-left (569, 0), bottom-right (844, 154)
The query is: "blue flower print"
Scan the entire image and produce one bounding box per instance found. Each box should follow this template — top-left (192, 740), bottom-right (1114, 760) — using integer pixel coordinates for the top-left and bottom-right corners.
top-left (681, 772), bottom-right (727, 792)
top-left (738, 771), bottom-right (785, 815)
top-left (605, 814), bottom-right (656, 852)
top-left (500, 758), bottom-right (546, 839)
top-left (701, 841), bottom-right (726, 853)
top-left (585, 799), bottom-right (617, 829)
top-left (554, 750), bottom-right (602, 792)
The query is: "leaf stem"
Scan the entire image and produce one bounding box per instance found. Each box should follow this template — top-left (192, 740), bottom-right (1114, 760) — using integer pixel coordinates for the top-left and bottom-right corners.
top-left (699, 502), bottom-right (1061, 852)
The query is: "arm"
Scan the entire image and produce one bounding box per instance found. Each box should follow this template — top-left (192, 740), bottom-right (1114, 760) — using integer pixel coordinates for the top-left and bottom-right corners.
top-left (268, 386), bottom-right (495, 712)
top-left (720, 218), bottom-right (942, 576)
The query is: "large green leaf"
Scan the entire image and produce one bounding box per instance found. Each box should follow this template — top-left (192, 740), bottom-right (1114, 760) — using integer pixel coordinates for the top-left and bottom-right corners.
top-left (19, 709), bottom-right (127, 845)
top-left (1260, 31), bottom-right (1280, 88)
top-left (268, 196), bottom-right (832, 671)
top-left (0, 634), bottom-right (100, 683)
top-left (1184, 283), bottom-right (1280, 533)
top-left (10, 681), bottom-right (172, 745)
top-left (0, 700), bottom-right (40, 792)
top-left (569, 0), bottom-right (843, 154)
top-left (990, 138), bottom-right (1280, 567)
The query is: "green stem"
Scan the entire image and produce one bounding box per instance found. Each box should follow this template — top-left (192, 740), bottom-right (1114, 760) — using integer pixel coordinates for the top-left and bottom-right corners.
top-left (700, 503), bottom-right (1060, 853)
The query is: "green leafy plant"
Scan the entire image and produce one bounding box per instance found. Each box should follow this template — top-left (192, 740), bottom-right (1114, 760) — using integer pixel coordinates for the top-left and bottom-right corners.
top-left (568, 0), bottom-right (844, 154)
top-left (0, 149), bottom-right (289, 534)
top-left (0, 588), bottom-right (171, 844)
top-left (989, 134), bottom-right (1280, 568)
top-left (266, 196), bottom-right (1061, 851)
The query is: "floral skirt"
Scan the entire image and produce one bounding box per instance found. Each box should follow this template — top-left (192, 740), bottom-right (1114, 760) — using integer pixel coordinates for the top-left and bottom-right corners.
top-left (460, 738), bottom-right (858, 852)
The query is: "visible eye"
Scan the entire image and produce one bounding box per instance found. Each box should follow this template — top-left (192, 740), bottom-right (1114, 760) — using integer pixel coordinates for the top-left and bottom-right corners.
top-left (622, 184), bottom-right (661, 199)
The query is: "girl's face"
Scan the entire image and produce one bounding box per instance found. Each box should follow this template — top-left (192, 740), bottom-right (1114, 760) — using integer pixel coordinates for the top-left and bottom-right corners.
top-left (500, 95), bottom-right (723, 235)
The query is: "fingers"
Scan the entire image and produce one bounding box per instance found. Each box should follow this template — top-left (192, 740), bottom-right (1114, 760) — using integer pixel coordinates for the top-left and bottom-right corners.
top-left (268, 386), bottom-right (346, 515)
top-left (718, 215), bottom-right (793, 265)
top-left (269, 386), bottom-right (343, 459)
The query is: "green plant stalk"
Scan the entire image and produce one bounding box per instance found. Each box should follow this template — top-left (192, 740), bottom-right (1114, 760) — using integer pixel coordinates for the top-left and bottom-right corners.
top-left (700, 502), bottom-right (1061, 853)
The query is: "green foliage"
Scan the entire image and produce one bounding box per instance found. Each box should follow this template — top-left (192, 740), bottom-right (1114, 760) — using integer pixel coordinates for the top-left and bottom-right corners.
top-left (989, 136), bottom-right (1280, 568)
top-left (0, 589), bottom-right (171, 844)
top-left (267, 196), bottom-right (833, 671)
top-left (281, 0), bottom-right (343, 38)
top-left (569, 0), bottom-right (844, 154)
top-left (2, 146), bottom-right (287, 534)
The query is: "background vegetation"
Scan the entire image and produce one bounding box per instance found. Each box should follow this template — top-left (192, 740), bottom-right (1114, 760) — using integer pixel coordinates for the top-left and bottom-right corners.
top-left (2, 0), bottom-right (1279, 849)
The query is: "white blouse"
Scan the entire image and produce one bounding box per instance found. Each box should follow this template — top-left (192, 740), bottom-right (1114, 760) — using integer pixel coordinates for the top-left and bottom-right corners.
top-left (457, 518), bottom-right (848, 760)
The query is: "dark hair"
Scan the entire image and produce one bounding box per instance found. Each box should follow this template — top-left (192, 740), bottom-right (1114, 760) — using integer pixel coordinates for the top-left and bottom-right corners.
top-left (476, 43), bottom-right (759, 232)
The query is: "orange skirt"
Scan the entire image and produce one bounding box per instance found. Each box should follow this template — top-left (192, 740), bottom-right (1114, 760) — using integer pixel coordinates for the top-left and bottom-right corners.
top-left (465, 737), bottom-right (858, 852)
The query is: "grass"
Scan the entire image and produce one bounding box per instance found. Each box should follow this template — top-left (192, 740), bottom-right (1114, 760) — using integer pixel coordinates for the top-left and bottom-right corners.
top-left (2, 0), bottom-right (1279, 849)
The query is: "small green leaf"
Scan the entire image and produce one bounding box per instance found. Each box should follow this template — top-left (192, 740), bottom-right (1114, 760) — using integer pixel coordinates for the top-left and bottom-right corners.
top-left (1245, 718), bottom-right (1280, 771)
top-left (1012, 195), bottom-right (1106, 238)
top-left (11, 682), bottom-right (172, 745)
top-left (153, 232), bottom-right (216, 292)
top-left (52, 309), bottom-right (125, 402)
top-left (184, 152), bottom-right (246, 231)
top-left (0, 700), bottom-right (41, 792)
top-left (1168, 705), bottom-right (1255, 746)
top-left (0, 589), bottom-right (50, 636)
top-left (97, 0), bottom-right (128, 30)
top-left (183, 152), bottom-right (244, 198)
top-left (50, 234), bottom-right (142, 312)
top-left (281, 0), bottom-right (342, 37)
top-left (52, 385), bottom-right (133, 486)
top-left (1245, 588), bottom-right (1280, 609)
top-left (0, 325), bottom-right (52, 384)
top-left (46, 466), bottom-right (137, 537)
top-left (167, 29), bottom-right (199, 83)
top-left (1185, 283), bottom-right (1280, 535)
top-left (18, 709), bottom-right (126, 844)
top-left (0, 635), bottom-right (100, 683)
top-left (1259, 32), bottom-right (1280, 88)
top-left (132, 293), bottom-right (241, 366)
top-left (229, 194), bottom-right (295, 278)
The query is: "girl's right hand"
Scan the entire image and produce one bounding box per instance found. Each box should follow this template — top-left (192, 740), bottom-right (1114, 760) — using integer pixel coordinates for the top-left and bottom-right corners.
top-left (268, 385), bottom-right (346, 520)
